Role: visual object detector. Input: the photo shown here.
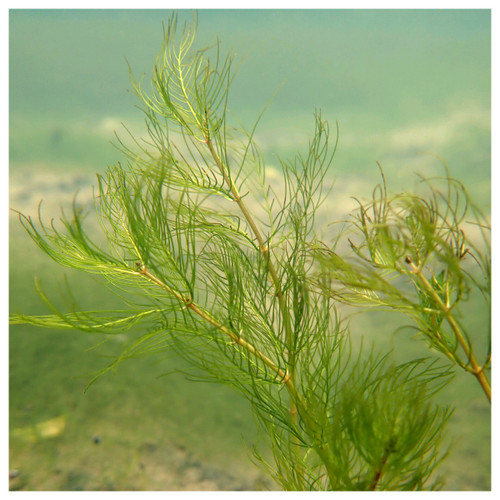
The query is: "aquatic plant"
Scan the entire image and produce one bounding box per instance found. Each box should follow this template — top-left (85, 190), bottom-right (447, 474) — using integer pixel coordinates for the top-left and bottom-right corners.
top-left (11, 14), bottom-right (489, 490)
top-left (312, 166), bottom-right (491, 403)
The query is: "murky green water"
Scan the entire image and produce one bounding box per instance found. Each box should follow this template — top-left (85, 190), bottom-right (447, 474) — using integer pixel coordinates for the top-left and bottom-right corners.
top-left (9, 9), bottom-right (491, 491)
top-left (10, 9), bottom-right (490, 195)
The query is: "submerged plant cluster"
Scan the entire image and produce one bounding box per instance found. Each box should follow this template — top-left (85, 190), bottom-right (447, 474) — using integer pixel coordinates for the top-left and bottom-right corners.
top-left (11, 14), bottom-right (490, 491)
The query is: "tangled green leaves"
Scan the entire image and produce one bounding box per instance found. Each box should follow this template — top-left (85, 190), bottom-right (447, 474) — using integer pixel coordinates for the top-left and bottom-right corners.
top-left (10, 13), bottom-right (489, 491)
top-left (314, 166), bottom-right (491, 401)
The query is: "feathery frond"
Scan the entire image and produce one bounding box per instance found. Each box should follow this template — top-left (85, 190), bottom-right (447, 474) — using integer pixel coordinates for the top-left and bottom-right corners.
top-left (10, 14), bottom-right (469, 490)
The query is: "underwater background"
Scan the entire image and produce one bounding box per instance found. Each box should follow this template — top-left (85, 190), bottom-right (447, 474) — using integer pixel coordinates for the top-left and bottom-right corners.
top-left (9, 9), bottom-right (491, 490)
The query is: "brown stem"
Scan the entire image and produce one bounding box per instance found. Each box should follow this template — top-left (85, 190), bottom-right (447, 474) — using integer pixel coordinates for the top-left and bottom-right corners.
top-left (136, 265), bottom-right (293, 390)
top-left (407, 259), bottom-right (491, 403)
top-left (204, 136), bottom-right (299, 423)
top-left (369, 454), bottom-right (389, 491)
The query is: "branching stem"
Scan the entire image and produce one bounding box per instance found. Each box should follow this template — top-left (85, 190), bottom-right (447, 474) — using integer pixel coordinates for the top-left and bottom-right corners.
top-left (204, 136), bottom-right (299, 417)
top-left (137, 264), bottom-right (294, 389)
top-left (407, 258), bottom-right (491, 402)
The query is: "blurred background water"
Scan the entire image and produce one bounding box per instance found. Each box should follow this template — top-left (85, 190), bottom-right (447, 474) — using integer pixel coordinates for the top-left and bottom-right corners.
top-left (9, 9), bottom-right (490, 491)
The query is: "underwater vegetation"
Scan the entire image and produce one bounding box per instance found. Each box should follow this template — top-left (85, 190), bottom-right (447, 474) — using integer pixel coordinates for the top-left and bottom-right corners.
top-left (10, 13), bottom-right (490, 491)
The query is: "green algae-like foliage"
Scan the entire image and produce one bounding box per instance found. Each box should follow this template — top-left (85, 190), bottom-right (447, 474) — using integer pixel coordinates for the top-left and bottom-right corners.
top-left (11, 14), bottom-right (490, 491)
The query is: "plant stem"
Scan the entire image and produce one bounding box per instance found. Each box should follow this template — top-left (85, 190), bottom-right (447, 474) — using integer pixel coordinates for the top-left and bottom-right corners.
top-left (204, 136), bottom-right (299, 418)
top-left (204, 134), bottom-right (304, 471)
top-left (369, 454), bottom-right (389, 491)
top-left (408, 259), bottom-right (491, 403)
top-left (137, 264), bottom-right (293, 389)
